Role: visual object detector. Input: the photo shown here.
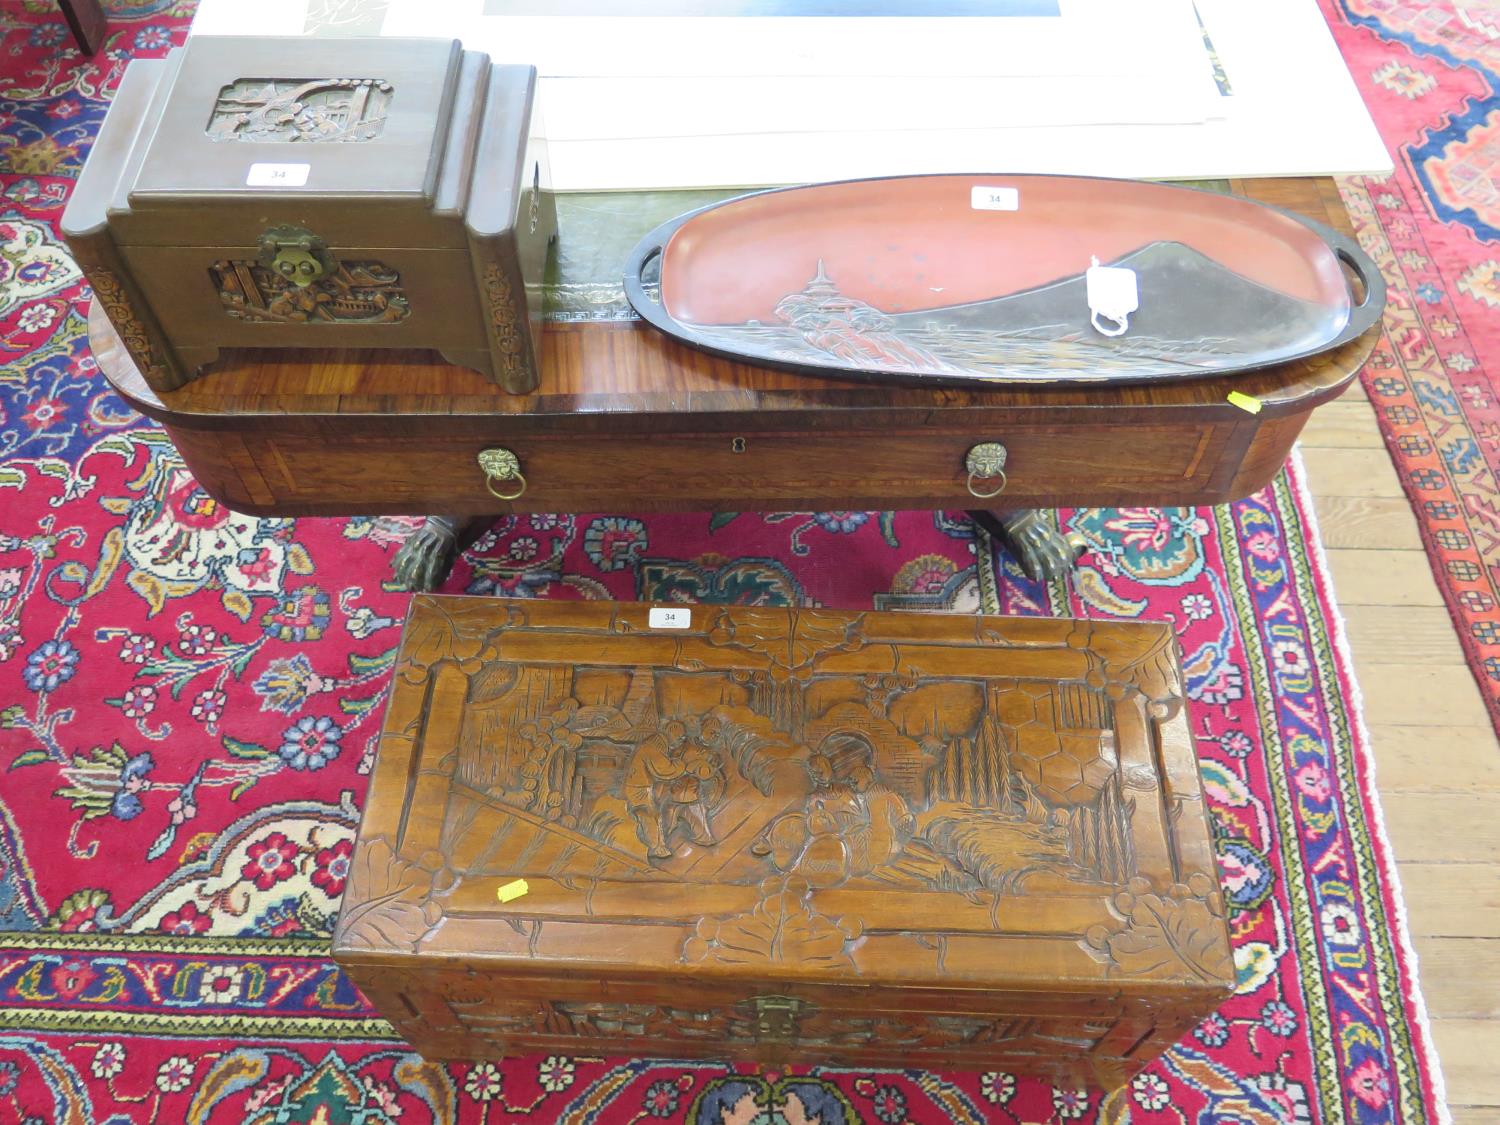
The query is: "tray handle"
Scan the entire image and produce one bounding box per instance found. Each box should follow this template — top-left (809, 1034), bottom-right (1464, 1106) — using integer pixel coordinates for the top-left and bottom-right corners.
top-left (1318, 223), bottom-right (1386, 350)
top-left (623, 218), bottom-right (688, 341)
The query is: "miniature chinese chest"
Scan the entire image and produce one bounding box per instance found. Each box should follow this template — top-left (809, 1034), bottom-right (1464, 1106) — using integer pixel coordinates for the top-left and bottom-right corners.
top-left (333, 596), bottom-right (1233, 1087)
top-left (62, 35), bottom-right (555, 394)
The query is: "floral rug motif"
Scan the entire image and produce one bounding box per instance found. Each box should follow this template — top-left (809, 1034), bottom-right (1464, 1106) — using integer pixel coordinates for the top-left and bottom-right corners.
top-left (0, 3), bottom-right (1445, 1124)
top-left (1322, 0), bottom-right (1500, 734)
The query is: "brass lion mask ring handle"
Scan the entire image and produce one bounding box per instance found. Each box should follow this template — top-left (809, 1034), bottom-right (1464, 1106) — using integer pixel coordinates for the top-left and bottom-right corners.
top-left (477, 448), bottom-right (527, 501)
top-left (965, 441), bottom-right (1009, 500)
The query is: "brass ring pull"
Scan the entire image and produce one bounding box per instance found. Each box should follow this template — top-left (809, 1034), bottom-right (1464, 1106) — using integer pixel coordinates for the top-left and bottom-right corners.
top-left (477, 448), bottom-right (526, 501)
top-left (964, 441), bottom-right (1009, 500)
top-left (966, 467), bottom-right (1008, 500)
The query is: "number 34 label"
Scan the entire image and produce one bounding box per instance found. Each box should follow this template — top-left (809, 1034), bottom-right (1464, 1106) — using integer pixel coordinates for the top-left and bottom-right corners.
top-left (971, 185), bottom-right (1019, 211)
top-left (246, 162), bottom-right (311, 187)
top-left (648, 607), bottom-right (691, 630)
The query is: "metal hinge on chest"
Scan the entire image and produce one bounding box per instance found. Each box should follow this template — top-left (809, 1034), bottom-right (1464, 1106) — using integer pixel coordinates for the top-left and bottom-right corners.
top-left (746, 995), bottom-right (809, 1042)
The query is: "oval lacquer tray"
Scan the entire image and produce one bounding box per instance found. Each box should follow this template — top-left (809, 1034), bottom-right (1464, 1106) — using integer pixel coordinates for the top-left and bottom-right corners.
top-left (623, 174), bottom-right (1384, 387)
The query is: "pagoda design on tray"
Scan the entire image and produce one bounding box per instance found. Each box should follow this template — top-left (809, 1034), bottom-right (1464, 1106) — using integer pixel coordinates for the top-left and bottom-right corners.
top-left (627, 174), bottom-right (1380, 386)
top-left (683, 246), bottom-right (1321, 382)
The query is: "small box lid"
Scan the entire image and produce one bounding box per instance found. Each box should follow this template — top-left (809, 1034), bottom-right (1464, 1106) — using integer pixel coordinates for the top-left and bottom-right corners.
top-left (334, 596), bottom-right (1233, 999)
top-left (128, 36), bottom-right (464, 206)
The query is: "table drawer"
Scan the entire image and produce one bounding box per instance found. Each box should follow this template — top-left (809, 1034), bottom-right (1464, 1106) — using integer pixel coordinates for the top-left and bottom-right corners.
top-left (175, 420), bottom-right (1244, 516)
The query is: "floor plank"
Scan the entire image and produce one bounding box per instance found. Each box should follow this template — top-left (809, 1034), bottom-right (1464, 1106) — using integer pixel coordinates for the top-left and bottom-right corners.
top-left (1312, 495), bottom-right (1425, 550)
top-left (1324, 549), bottom-right (1448, 607)
top-left (1411, 938), bottom-right (1500, 1018)
top-left (1342, 606), bottom-right (1469, 665)
top-left (1300, 446), bottom-right (1408, 498)
top-left (1429, 1020), bottom-right (1500, 1106)
top-left (1380, 795), bottom-right (1500, 863)
top-left (1398, 866), bottom-right (1500, 937)
top-left (1299, 400), bottom-right (1385, 448)
top-left (1299, 327), bottom-right (1494, 1123)
top-left (1337, 377), bottom-right (1372, 402)
top-left (1359, 665), bottom-right (1492, 727)
top-left (1370, 726), bottom-right (1500, 792)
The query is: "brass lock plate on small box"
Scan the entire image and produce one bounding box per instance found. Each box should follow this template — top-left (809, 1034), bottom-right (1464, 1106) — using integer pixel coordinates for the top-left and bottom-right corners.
top-left (257, 225), bottom-right (337, 288)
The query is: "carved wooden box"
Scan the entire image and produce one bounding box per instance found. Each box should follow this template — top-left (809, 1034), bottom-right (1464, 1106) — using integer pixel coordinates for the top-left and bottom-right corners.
top-left (62, 35), bottom-right (556, 394)
top-left (333, 597), bottom-right (1233, 1087)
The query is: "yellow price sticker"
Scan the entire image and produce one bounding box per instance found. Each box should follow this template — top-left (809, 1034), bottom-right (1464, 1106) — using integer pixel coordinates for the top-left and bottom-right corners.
top-left (496, 878), bottom-right (529, 903)
top-left (1227, 391), bottom-right (1263, 414)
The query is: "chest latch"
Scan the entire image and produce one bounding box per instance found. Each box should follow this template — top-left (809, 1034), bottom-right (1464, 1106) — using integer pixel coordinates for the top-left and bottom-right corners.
top-left (257, 225), bottom-right (338, 288)
top-left (746, 995), bottom-right (809, 1043)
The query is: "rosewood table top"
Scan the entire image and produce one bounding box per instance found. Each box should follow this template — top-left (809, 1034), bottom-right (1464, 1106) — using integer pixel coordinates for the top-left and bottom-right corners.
top-left (93, 176), bottom-right (1376, 435)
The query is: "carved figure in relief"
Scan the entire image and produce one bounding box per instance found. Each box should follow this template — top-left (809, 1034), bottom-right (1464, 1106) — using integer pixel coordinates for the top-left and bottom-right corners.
top-left (447, 655), bottom-right (1134, 899)
top-left (624, 722), bottom-right (687, 859)
top-left (209, 77), bottom-right (393, 143)
top-left (753, 736), bottom-right (919, 886)
top-left (668, 718), bottom-right (727, 848)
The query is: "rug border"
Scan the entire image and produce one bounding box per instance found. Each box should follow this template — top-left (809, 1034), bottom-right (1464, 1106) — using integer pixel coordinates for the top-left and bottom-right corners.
top-left (1287, 447), bottom-right (1453, 1125)
top-left (1334, 168), bottom-right (1500, 740)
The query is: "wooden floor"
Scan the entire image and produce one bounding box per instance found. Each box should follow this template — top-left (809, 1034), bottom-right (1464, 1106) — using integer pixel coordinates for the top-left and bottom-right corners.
top-left (1299, 380), bottom-right (1500, 1123)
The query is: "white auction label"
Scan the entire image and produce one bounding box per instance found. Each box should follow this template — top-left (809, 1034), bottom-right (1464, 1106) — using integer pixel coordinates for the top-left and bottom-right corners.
top-left (970, 185), bottom-right (1019, 211)
top-left (246, 162), bottom-right (311, 187)
top-left (1085, 258), bottom-right (1140, 337)
top-left (648, 607), bottom-right (691, 630)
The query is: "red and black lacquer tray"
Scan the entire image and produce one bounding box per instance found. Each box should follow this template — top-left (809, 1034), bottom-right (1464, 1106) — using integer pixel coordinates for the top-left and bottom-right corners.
top-left (623, 174), bottom-right (1384, 387)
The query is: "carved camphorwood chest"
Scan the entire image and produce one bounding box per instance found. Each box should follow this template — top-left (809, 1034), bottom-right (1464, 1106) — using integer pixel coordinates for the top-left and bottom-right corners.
top-left (334, 597), bottom-right (1233, 1087)
top-left (62, 36), bottom-right (556, 394)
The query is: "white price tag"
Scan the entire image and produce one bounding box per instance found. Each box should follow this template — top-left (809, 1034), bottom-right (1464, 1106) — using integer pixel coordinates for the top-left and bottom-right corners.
top-left (1086, 258), bottom-right (1139, 337)
top-left (246, 162), bottom-right (311, 187)
top-left (648, 607), bottom-right (691, 630)
top-left (970, 185), bottom-right (1019, 212)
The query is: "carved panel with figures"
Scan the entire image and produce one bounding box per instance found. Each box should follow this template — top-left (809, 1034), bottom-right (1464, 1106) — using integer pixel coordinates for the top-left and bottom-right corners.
top-left (208, 77), bottom-right (393, 142)
top-left (335, 597), bottom-right (1232, 1080)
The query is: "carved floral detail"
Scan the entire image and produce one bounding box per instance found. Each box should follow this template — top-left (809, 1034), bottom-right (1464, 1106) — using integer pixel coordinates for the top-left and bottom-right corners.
top-left (86, 265), bottom-right (172, 386)
top-left (1072, 621), bottom-right (1184, 719)
top-left (396, 595), bottom-right (518, 680)
top-left (333, 835), bottom-right (442, 954)
top-left (706, 607), bottom-right (864, 681)
top-left (481, 263), bottom-right (527, 372)
top-left (683, 876), bottom-right (862, 970)
top-left (1083, 873), bottom-right (1233, 983)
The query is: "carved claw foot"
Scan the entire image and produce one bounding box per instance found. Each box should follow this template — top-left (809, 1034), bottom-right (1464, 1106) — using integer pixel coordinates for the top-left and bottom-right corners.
top-left (392, 517), bottom-right (461, 592)
top-left (391, 516), bottom-right (494, 592)
top-left (968, 509), bottom-right (1087, 583)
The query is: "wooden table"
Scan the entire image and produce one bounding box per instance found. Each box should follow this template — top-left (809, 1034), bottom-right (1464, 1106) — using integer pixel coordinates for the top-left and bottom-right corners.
top-left (91, 176), bottom-right (1376, 588)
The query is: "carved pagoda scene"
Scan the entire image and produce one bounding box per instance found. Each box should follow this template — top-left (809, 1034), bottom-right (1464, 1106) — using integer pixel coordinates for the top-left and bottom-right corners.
top-left (211, 258), bottom-right (410, 324)
top-left (207, 77), bottom-right (393, 142)
top-left (444, 641), bottom-right (1136, 895)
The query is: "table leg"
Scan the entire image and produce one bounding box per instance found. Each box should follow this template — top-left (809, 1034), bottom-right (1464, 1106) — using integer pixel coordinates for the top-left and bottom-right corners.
top-left (391, 515), bottom-right (495, 592)
top-left (968, 509), bottom-right (1086, 583)
top-left (58, 0), bottom-right (107, 55)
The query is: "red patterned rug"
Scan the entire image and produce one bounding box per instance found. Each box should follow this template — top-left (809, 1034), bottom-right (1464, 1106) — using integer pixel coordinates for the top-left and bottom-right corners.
top-left (1322, 0), bottom-right (1500, 733)
top-left (0, 4), bottom-right (1446, 1124)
